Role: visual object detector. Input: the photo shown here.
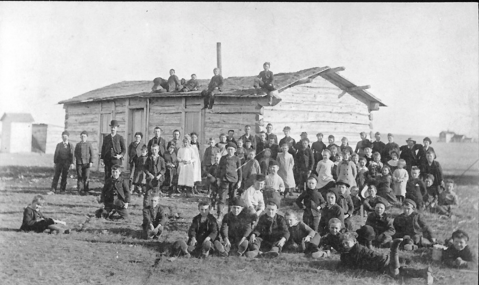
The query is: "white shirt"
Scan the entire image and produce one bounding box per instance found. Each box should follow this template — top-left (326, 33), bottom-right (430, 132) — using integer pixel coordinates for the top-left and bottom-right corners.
top-left (241, 186), bottom-right (265, 212)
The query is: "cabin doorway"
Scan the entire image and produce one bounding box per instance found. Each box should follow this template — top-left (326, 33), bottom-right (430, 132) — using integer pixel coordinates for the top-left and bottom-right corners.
top-left (184, 110), bottom-right (202, 142)
top-left (126, 108), bottom-right (145, 170)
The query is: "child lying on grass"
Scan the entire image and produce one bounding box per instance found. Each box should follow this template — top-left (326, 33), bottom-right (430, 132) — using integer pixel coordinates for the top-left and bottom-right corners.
top-left (20, 195), bottom-right (70, 234)
top-left (442, 230), bottom-right (477, 269)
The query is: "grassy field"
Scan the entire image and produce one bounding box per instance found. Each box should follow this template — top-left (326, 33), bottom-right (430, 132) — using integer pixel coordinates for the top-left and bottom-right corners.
top-left (0, 159), bottom-right (477, 285)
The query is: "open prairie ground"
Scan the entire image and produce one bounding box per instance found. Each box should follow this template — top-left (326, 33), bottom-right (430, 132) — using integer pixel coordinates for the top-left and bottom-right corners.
top-left (0, 147), bottom-right (477, 285)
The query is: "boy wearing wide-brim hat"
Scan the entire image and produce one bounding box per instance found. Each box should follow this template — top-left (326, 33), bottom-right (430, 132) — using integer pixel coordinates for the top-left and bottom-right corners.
top-left (246, 200), bottom-right (289, 258)
top-left (215, 197), bottom-right (256, 257)
top-left (393, 199), bottom-right (436, 250)
top-left (100, 120), bottom-right (126, 181)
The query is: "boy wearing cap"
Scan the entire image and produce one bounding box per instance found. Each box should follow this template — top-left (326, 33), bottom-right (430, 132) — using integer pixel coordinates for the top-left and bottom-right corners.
top-left (442, 230), bottom-right (477, 269)
top-left (215, 197), bottom-right (255, 257)
top-left (393, 199), bottom-right (435, 250)
top-left (246, 201), bottom-right (289, 258)
top-left (50, 131), bottom-right (74, 194)
top-left (278, 126), bottom-right (296, 156)
top-left (296, 175), bottom-right (325, 232)
top-left (100, 120), bottom-right (126, 181)
top-left (218, 143), bottom-right (242, 215)
top-left (171, 202), bottom-right (219, 258)
top-left (295, 138), bottom-right (315, 192)
top-left (357, 199), bottom-right (395, 248)
top-left (163, 143), bottom-right (178, 195)
top-left (318, 191), bottom-right (345, 236)
top-left (97, 165), bottom-right (130, 219)
top-left (74, 131), bottom-right (94, 195)
top-left (20, 195), bottom-right (70, 234)
top-left (338, 232), bottom-right (434, 284)
top-left (283, 211), bottom-right (321, 257)
top-left (265, 160), bottom-right (285, 194)
top-left (241, 174), bottom-right (266, 216)
top-left (142, 195), bottom-right (167, 239)
top-left (254, 62), bottom-right (275, 94)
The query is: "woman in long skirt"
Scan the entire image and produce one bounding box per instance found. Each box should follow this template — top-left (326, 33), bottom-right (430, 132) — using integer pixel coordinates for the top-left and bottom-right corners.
top-left (177, 135), bottom-right (195, 197)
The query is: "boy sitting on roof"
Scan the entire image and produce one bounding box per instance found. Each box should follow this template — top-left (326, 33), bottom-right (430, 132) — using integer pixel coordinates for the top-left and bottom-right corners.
top-left (151, 69), bottom-right (182, 93)
top-left (254, 62), bottom-right (276, 105)
top-left (181, 74), bottom-right (199, 92)
top-left (201, 68), bottom-right (224, 110)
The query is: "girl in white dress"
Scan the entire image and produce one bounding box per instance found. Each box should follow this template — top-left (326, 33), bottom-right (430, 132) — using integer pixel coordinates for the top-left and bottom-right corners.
top-left (277, 143), bottom-right (295, 197)
top-left (190, 132), bottom-right (202, 194)
top-left (177, 135), bottom-right (195, 196)
top-left (315, 149), bottom-right (336, 199)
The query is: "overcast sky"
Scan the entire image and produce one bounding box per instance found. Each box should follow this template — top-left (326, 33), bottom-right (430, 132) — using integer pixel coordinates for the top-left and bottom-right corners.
top-left (0, 2), bottom-right (477, 137)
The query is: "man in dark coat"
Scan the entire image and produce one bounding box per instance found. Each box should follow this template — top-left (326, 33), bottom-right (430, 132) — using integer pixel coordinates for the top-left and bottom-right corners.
top-left (100, 120), bottom-right (126, 181)
top-left (142, 195), bottom-right (167, 239)
top-left (246, 200), bottom-right (290, 258)
top-left (372, 132), bottom-right (386, 157)
top-left (74, 131), bottom-right (94, 195)
top-left (97, 165), bottom-right (130, 219)
top-left (399, 138), bottom-right (422, 173)
top-left (50, 131), bottom-right (74, 194)
top-left (147, 126), bottom-right (167, 157)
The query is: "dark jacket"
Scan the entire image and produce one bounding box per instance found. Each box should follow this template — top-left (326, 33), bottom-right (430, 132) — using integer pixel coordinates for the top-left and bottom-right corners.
top-left (399, 144), bottom-right (422, 168)
top-left (287, 221), bottom-right (315, 245)
top-left (253, 213), bottom-right (290, 243)
top-left (337, 194), bottom-right (354, 217)
top-left (340, 243), bottom-right (389, 272)
top-left (339, 145), bottom-right (354, 155)
top-left (220, 210), bottom-right (255, 242)
top-left (365, 212), bottom-right (395, 237)
top-left (295, 147), bottom-right (315, 171)
top-left (259, 70), bottom-right (274, 85)
top-left (422, 160), bottom-right (443, 187)
top-left (20, 206), bottom-right (54, 232)
top-left (406, 178), bottom-right (427, 208)
top-left (128, 141), bottom-right (145, 165)
top-left (188, 214), bottom-right (219, 243)
top-left (268, 143), bottom-right (279, 160)
top-left (240, 134), bottom-right (257, 150)
top-left (144, 155), bottom-right (166, 184)
top-left (219, 155), bottom-right (242, 183)
top-left (101, 134), bottom-right (126, 162)
top-left (393, 212), bottom-right (434, 239)
top-left (207, 75), bottom-right (224, 92)
top-left (147, 136), bottom-right (166, 157)
top-left (372, 141), bottom-right (386, 156)
top-left (319, 204), bottom-right (344, 235)
top-left (142, 205), bottom-right (167, 228)
top-left (54, 142), bottom-right (74, 164)
top-left (442, 245), bottom-right (477, 269)
top-left (75, 141), bottom-right (94, 165)
top-left (184, 79), bottom-right (199, 91)
top-left (101, 177), bottom-right (130, 204)
top-left (203, 146), bottom-right (220, 167)
top-left (312, 141), bottom-right (327, 163)
top-left (278, 136), bottom-right (296, 156)
top-left (319, 228), bottom-right (348, 251)
top-left (296, 188), bottom-right (326, 217)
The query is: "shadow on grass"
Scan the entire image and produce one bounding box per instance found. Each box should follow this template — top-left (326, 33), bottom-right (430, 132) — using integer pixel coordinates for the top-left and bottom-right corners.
top-left (1, 188), bottom-right (50, 194)
top-left (0, 211), bottom-right (23, 215)
top-left (0, 227), bottom-right (20, 232)
top-left (48, 203), bottom-right (97, 208)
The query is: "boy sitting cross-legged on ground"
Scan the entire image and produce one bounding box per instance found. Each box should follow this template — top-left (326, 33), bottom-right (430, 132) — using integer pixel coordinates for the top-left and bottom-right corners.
top-left (171, 201), bottom-right (219, 258)
top-left (283, 211), bottom-right (322, 257)
top-left (295, 175), bottom-right (326, 232)
top-left (356, 197), bottom-right (395, 249)
top-left (20, 195), bottom-right (70, 234)
top-left (215, 197), bottom-right (256, 257)
top-left (142, 194), bottom-right (167, 240)
top-left (442, 230), bottom-right (477, 269)
top-left (338, 232), bottom-right (434, 284)
top-left (393, 199), bottom-right (436, 251)
top-left (246, 200), bottom-right (290, 258)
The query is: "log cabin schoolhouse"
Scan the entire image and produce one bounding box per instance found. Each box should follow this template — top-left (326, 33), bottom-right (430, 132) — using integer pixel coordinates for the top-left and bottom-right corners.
top-left (58, 66), bottom-right (386, 171)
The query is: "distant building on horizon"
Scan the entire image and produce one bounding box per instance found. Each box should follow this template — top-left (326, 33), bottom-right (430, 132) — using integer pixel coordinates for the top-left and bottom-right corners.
top-left (0, 112), bottom-right (34, 153)
top-left (32, 123), bottom-right (64, 154)
top-left (439, 130), bottom-right (475, 143)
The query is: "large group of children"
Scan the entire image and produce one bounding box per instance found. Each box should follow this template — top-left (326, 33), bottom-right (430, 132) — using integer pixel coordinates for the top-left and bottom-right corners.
top-left (21, 64), bottom-right (476, 284)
